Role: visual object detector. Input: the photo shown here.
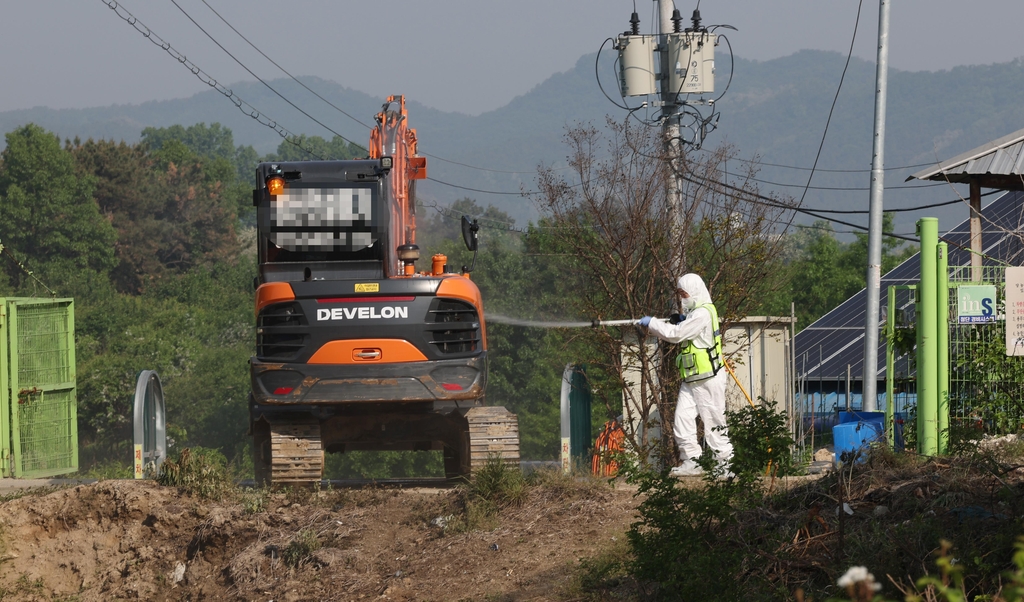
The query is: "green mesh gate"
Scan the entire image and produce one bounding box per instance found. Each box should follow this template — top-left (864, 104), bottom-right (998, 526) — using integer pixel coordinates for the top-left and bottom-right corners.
top-left (886, 266), bottom-right (1024, 444)
top-left (946, 265), bottom-right (1024, 435)
top-left (2, 299), bottom-right (78, 478)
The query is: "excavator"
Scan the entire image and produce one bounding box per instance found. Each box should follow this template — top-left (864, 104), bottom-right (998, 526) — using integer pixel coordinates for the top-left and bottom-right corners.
top-left (249, 95), bottom-right (519, 487)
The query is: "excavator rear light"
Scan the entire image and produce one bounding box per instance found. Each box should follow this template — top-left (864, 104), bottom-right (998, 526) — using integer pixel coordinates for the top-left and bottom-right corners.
top-left (440, 383), bottom-right (463, 391)
top-left (273, 387), bottom-right (294, 395)
top-left (267, 176), bottom-right (285, 196)
top-left (380, 156), bottom-right (393, 169)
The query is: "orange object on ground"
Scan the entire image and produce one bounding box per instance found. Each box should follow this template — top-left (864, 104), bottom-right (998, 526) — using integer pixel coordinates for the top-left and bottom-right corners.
top-left (591, 418), bottom-right (625, 477)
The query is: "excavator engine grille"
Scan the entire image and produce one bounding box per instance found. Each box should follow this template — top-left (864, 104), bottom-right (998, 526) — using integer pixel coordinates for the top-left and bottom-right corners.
top-left (427, 299), bottom-right (480, 354)
top-left (258, 302), bottom-right (309, 360)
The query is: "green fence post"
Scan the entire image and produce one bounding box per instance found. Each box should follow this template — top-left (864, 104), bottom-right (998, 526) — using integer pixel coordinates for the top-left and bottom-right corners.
top-left (917, 218), bottom-right (939, 455)
top-left (936, 243), bottom-right (949, 455)
top-left (0, 300), bottom-right (7, 478)
top-left (886, 286), bottom-right (895, 449)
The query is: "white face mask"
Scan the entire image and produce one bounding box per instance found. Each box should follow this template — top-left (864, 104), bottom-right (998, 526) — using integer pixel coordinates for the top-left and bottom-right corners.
top-left (681, 297), bottom-right (696, 311)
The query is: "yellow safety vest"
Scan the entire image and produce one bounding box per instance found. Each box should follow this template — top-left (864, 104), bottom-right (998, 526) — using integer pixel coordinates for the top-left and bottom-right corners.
top-left (676, 302), bottom-right (723, 382)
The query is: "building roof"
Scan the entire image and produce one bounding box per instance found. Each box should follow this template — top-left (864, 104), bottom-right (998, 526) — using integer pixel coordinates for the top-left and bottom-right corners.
top-left (908, 127), bottom-right (1024, 190)
top-left (795, 189), bottom-right (1024, 383)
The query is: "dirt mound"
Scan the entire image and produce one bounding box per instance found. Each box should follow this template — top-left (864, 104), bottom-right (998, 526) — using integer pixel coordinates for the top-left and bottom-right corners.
top-left (0, 479), bottom-right (638, 601)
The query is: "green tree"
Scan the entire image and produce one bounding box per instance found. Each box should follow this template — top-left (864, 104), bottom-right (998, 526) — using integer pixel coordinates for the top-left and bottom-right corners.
top-left (142, 123), bottom-right (236, 162)
top-left (269, 134), bottom-right (365, 162)
top-left (141, 122), bottom-right (258, 217)
top-left (70, 138), bottom-right (240, 293)
top-left (0, 124), bottom-right (116, 290)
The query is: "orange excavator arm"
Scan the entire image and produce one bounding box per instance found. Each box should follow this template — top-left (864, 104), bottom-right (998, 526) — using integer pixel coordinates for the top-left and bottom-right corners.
top-left (368, 95), bottom-right (427, 247)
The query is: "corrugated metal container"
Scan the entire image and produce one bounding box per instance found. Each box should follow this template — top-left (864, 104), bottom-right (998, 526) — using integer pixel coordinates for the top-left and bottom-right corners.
top-left (0, 298), bottom-right (78, 478)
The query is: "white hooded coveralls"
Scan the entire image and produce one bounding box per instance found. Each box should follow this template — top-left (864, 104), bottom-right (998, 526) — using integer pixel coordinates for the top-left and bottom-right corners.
top-left (646, 273), bottom-right (733, 463)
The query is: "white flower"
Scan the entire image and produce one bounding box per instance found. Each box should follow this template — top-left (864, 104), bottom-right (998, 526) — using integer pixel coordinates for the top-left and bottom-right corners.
top-left (838, 566), bottom-right (882, 591)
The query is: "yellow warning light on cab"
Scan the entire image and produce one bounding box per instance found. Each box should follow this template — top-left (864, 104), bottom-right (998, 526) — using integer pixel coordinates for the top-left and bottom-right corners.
top-left (267, 176), bottom-right (285, 196)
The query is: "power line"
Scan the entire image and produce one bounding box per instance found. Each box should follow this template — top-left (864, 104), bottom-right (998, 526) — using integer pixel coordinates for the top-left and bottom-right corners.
top-left (792, 222), bottom-right (916, 237)
top-left (725, 170), bottom-right (946, 192)
top-left (170, 0), bottom-right (364, 154)
top-left (426, 176), bottom-right (531, 196)
top-left (795, 0), bottom-right (865, 208)
top-left (682, 171), bottom-right (919, 242)
top-left (790, 189), bottom-right (1000, 214)
top-left (98, 0), bottom-right (327, 160)
top-left (198, 0), bottom-right (373, 132)
top-left (731, 156), bottom-right (937, 174)
top-left (199, 0), bottom-right (552, 176)
top-left (105, 0), bottom-right (546, 196)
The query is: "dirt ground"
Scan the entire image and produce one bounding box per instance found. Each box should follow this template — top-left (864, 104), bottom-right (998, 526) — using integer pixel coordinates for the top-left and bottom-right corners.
top-left (0, 478), bottom-right (639, 601)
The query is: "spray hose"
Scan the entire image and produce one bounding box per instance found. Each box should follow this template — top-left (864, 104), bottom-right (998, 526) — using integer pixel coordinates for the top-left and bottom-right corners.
top-left (590, 319), bottom-right (639, 327)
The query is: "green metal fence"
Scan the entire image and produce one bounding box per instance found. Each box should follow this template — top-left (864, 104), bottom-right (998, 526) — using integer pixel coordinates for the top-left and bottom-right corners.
top-left (886, 265), bottom-right (1024, 445)
top-left (1, 299), bottom-right (78, 478)
top-left (947, 265), bottom-right (1024, 435)
top-left (885, 285), bottom-right (917, 447)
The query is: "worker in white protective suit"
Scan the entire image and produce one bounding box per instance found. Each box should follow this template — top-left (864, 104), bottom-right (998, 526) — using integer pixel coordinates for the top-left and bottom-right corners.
top-left (638, 273), bottom-right (733, 477)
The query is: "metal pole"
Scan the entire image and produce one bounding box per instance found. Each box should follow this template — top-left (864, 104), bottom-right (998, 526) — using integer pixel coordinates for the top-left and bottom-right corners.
top-left (970, 180), bottom-right (983, 282)
top-left (862, 0), bottom-right (892, 412)
top-left (658, 0), bottom-right (684, 275)
top-left (846, 364), bottom-right (852, 412)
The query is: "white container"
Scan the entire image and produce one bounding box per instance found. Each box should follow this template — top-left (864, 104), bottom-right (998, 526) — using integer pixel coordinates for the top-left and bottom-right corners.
top-left (616, 34), bottom-right (657, 97)
top-left (667, 32), bottom-right (716, 96)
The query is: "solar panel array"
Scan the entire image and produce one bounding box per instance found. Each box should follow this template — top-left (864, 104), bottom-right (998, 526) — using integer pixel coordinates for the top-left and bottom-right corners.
top-left (795, 190), bottom-right (1024, 382)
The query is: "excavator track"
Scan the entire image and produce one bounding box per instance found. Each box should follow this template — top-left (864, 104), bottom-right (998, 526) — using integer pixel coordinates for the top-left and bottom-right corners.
top-left (466, 406), bottom-right (520, 471)
top-left (269, 420), bottom-right (324, 487)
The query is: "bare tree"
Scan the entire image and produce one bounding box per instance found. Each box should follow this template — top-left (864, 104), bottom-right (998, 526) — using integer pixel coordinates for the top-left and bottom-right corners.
top-left (532, 119), bottom-right (795, 463)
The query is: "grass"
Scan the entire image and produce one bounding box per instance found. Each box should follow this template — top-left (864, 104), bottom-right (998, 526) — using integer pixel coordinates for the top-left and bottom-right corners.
top-left (281, 529), bottom-right (320, 568)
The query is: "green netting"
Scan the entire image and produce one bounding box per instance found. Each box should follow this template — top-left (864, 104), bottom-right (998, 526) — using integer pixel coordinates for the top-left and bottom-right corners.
top-left (15, 304), bottom-right (72, 386)
top-left (5, 300), bottom-right (78, 478)
top-left (886, 265), bottom-right (1024, 446)
top-left (16, 389), bottom-right (76, 476)
top-left (947, 265), bottom-right (1024, 434)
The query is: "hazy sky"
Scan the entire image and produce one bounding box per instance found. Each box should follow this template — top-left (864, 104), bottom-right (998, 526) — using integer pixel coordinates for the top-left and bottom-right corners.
top-left (5, 0), bottom-right (1024, 116)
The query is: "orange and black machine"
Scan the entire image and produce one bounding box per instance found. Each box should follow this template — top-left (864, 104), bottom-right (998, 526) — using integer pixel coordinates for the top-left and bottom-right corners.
top-left (248, 96), bottom-right (499, 486)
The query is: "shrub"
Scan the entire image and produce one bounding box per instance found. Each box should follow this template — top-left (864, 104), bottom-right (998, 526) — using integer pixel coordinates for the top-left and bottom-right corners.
top-left (624, 466), bottom-right (754, 601)
top-left (722, 399), bottom-right (800, 478)
top-left (157, 447), bottom-right (232, 500)
top-left (467, 455), bottom-right (527, 508)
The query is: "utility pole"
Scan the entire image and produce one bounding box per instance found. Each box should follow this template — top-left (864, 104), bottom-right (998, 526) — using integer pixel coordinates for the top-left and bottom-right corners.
top-left (659, 0), bottom-right (684, 276)
top-left (862, 0), bottom-right (891, 412)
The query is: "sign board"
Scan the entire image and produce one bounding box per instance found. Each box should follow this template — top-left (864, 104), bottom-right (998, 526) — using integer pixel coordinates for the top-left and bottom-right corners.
top-left (1006, 268), bottom-right (1024, 355)
top-left (560, 437), bottom-right (571, 473)
top-left (134, 444), bottom-right (144, 479)
top-left (957, 285), bottom-right (997, 324)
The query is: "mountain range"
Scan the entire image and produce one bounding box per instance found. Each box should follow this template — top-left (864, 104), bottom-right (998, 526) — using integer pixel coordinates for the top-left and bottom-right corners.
top-left (3, 49), bottom-right (1023, 234)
